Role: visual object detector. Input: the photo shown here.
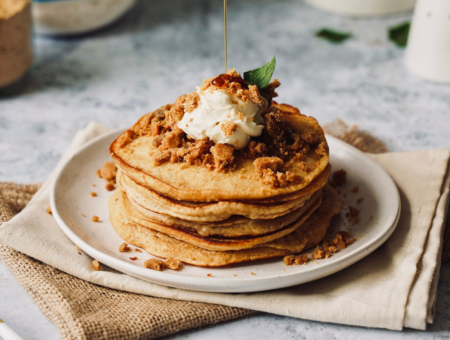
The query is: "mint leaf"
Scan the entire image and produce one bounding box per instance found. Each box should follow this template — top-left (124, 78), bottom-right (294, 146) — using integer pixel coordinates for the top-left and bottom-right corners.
top-left (388, 22), bottom-right (410, 48)
top-left (315, 28), bottom-right (351, 43)
top-left (243, 57), bottom-right (276, 89)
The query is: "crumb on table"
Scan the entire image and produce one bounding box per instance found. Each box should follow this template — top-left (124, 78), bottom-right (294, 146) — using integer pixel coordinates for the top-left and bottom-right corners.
top-left (92, 260), bottom-right (101, 271)
top-left (118, 242), bottom-right (130, 252)
top-left (92, 216), bottom-right (100, 222)
top-left (351, 186), bottom-right (359, 193)
top-left (90, 192), bottom-right (97, 197)
top-left (357, 197), bottom-right (364, 203)
top-left (144, 258), bottom-right (164, 271)
top-left (135, 249), bottom-right (142, 253)
top-left (96, 169), bottom-right (102, 178)
top-left (129, 257), bottom-right (138, 261)
top-left (46, 206), bottom-right (52, 215)
top-left (207, 273), bottom-right (213, 277)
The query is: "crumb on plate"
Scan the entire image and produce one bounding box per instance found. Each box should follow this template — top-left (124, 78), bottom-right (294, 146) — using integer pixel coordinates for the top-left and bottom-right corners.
top-left (118, 242), bottom-right (130, 252)
top-left (144, 258), bottom-right (164, 271)
top-left (164, 258), bottom-right (181, 270)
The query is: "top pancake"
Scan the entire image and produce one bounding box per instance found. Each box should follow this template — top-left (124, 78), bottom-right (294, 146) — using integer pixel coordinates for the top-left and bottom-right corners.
top-left (110, 103), bottom-right (329, 202)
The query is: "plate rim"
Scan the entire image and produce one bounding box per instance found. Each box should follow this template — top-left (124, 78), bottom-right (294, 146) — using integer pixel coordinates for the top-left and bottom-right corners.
top-left (50, 128), bottom-right (401, 292)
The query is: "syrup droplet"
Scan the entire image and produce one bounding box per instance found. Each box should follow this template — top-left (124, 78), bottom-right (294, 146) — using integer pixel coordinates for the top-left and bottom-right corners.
top-left (211, 74), bottom-right (248, 89)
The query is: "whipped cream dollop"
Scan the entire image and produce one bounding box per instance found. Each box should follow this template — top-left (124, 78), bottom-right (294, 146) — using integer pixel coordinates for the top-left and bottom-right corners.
top-left (177, 88), bottom-right (266, 149)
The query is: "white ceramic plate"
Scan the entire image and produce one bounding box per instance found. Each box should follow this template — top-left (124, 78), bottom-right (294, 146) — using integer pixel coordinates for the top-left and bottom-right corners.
top-left (51, 129), bottom-right (400, 293)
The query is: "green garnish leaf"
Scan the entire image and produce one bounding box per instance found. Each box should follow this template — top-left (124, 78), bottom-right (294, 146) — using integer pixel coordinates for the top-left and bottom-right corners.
top-left (388, 22), bottom-right (410, 48)
top-left (315, 28), bottom-right (351, 43)
top-left (243, 57), bottom-right (276, 89)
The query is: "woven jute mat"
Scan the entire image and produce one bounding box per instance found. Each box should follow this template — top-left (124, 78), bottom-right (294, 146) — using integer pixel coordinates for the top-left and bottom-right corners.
top-left (0, 120), bottom-right (448, 340)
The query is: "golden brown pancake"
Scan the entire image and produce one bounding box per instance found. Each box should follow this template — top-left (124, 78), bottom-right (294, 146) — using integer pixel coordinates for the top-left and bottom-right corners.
top-left (108, 185), bottom-right (343, 267)
top-left (120, 189), bottom-right (323, 238)
top-left (110, 109), bottom-right (329, 202)
top-left (111, 188), bottom-right (321, 251)
top-left (117, 169), bottom-right (318, 222)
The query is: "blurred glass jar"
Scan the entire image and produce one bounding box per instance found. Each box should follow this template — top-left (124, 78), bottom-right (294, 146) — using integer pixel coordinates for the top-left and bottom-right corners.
top-left (0, 0), bottom-right (33, 94)
top-left (32, 0), bottom-right (136, 36)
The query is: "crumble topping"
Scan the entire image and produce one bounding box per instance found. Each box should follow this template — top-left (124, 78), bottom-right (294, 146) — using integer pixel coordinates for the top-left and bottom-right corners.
top-left (221, 121), bottom-right (237, 136)
top-left (144, 258), bottom-right (164, 271)
top-left (116, 74), bottom-right (325, 187)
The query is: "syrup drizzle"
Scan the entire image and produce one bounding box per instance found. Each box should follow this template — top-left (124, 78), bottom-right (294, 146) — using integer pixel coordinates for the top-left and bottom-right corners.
top-left (224, 0), bottom-right (228, 73)
top-left (211, 74), bottom-right (248, 89)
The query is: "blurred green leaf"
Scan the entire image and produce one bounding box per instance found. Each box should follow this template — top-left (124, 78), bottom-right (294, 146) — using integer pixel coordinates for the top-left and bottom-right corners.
top-left (315, 28), bottom-right (351, 43)
top-left (388, 22), bottom-right (410, 47)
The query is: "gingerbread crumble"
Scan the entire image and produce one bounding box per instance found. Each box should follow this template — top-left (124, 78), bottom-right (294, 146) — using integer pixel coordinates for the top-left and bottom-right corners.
top-left (90, 192), bottom-right (97, 197)
top-left (283, 255), bottom-right (295, 266)
top-left (144, 258), bottom-right (164, 271)
top-left (349, 206), bottom-right (359, 216)
top-left (295, 254), bottom-right (309, 265)
top-left (116, 72), bottom-right (325, 187)
top-left (92, 260), bottom-right (101, 271)
top-left (46, 206), bottom-right (52, 215)
top-left (92, 216), bottom-right (99, 222)
top-left (221, 121), bottom-right (237, 136)
top-left (118, 242), bottom-right (130, 252)
top-left (105, 181), bottom-right (115, 191)
top-left (101, 162), bottom-right (117, 182)
top-left (164, 258), bottom-right (181, 270)
top-left (130, 257), bottom-right (138, 261)
top-left (332, 169), bottom-right (347, 186)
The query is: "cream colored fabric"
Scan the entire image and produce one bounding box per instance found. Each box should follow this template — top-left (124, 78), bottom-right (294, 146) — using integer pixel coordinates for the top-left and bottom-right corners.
top-left (0, 122), bottom-right (448, 331)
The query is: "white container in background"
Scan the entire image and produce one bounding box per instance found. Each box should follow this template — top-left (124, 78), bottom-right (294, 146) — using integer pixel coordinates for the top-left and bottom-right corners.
top-left (304, 0), bottom-right (416, 16)
top-left (405, 0), bottom-right (450, 83)
top-left (32, 0), bottom-right (136, 35)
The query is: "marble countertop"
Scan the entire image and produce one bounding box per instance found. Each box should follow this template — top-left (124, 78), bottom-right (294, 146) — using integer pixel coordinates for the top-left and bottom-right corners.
top-left (1, 0), bottom-right (450, 339)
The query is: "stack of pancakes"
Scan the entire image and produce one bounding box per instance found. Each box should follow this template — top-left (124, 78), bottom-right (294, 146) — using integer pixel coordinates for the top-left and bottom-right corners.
top-left (108, 103), bottom-right (344, 267)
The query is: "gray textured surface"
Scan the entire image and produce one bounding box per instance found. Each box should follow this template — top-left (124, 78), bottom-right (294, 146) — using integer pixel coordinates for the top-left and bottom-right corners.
top-left (0, 0), bottom-right (450, 339)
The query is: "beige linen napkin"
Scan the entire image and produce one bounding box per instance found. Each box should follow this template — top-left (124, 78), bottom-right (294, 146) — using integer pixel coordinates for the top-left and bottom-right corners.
top-left (0, 122), bottom-right (449, 331)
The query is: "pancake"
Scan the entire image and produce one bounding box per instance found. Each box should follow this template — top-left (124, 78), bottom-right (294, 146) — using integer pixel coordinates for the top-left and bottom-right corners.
top-left (111, 188), bottom-right (321, 251)
top-left (117, 169), bottom-right (317, 222)
top-left (121, 188), bottom-right (323, 238)
top-left (110, 107), bottom-right (329, 203)
top-left (109, 185), bottom-right (343, 267)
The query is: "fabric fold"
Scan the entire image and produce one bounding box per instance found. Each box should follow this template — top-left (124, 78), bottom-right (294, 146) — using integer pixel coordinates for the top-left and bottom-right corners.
top-left (0, 122), bottom-right (449, 331)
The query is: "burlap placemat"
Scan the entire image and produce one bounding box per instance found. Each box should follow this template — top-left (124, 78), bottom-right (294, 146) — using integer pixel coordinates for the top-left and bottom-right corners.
top-left (0, 121), bottom-right (448, 340)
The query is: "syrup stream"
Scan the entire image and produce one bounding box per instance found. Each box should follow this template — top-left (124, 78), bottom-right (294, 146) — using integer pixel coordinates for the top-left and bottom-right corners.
top-left (224, 0), bottom-right (227, 73)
